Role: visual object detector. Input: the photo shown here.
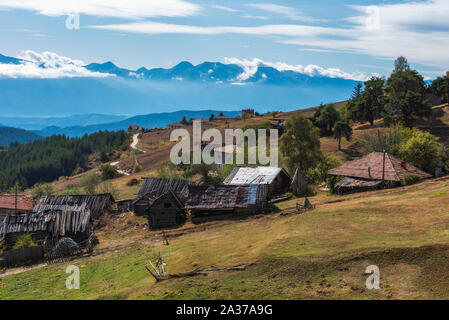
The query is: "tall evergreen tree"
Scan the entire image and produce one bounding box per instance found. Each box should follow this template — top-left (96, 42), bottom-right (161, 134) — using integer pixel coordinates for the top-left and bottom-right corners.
top-left (383, 57), bottom-right (431, 126)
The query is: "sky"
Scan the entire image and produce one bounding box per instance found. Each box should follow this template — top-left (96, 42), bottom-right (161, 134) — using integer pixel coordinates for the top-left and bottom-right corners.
top-left (0, 0), bottom-right (449, 80)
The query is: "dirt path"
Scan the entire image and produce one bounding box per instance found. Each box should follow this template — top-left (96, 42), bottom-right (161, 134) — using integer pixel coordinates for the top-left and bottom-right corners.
top-left (130, 133), bottom-right (145, 153)
top-left (0, 262), bottom-right (48, 278)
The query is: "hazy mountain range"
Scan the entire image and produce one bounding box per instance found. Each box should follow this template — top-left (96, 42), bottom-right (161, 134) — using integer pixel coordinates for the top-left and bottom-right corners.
top-left (0, 53), bottom-right (359, 117)
top-left (0, 110), bottom-right (241, 144)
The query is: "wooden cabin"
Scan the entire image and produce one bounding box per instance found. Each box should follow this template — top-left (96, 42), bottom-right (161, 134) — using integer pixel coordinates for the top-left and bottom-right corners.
top-left (147, 191), bottom-right (185, 229)
top-left (223, 166), bottom-right (292, 199)
top-left (0, 193), bottom-right (35, 215)
top-left (134, 178), bottom-right (201, 216)
top-left (185, 184), bottom-right (268, 223)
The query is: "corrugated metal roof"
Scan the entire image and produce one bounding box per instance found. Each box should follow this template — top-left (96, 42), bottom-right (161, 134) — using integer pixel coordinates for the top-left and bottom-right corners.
top-left (224, 167), bottom-right (284, 185)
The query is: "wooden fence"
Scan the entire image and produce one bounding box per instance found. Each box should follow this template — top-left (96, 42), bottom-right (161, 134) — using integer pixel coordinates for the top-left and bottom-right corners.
top-left (0, 246), bottom-right (44, 267)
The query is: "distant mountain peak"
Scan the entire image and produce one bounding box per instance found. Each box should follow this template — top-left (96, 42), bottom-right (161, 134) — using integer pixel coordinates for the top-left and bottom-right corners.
top-left (0, 53), bottom-right (22, 65)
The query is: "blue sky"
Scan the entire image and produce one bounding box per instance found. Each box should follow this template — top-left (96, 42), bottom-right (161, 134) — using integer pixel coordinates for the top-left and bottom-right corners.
top-left (0, 0), bottom-right (448, 80)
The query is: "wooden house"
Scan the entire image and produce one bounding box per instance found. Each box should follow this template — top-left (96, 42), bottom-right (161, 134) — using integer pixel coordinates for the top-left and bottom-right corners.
top-left (147, 191), bottom-right (185, 229)
top-left (223, 166), bottom-right (292, 199)
top-left (134, 178), bottom-right (201, 216)
top-left (185, 184), bottom-right (268, 223)
top-left (128, 125), bottom-right (143, 133)
top-left (0, 193), bottom-right (35, 215)
top-left (167, 123), bottom-right (182, 129)
top-left (327, 152), bottom-right (432, 194)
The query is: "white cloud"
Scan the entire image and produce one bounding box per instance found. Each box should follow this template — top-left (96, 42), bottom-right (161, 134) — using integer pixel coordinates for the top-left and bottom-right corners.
top-left (242, 15), bottom-right (268, 20)
top-left (0, 0), bottom-right (200, 19)
top-left (211, 5), bottom-right (239, 13)
top-left (89, 21), bottom-right (347, 37)
top-left (247, 3), bottom-right (326, 23)
top-left (87, 0), bottom-right (449, 70)
top-left (224, 57), bottom-right (371, 81)
top-left (283, 0), bottom-right (449, 68)
top-left (0, 50), bottom-right (113, 78)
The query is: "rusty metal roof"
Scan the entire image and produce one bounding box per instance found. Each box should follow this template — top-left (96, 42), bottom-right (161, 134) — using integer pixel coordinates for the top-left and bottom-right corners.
top-left (327, 152), bottom-right (432, 182)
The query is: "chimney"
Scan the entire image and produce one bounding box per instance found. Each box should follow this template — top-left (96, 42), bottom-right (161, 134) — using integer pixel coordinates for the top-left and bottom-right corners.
top-left (446, 71), bottom-right (449, 78)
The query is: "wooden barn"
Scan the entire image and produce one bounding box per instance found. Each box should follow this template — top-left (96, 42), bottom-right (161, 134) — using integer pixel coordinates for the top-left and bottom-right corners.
top-left (327, 152), bottom-right (432, 194)
top-left (134, 178), bottom-right (201, 216)
top-left (0, 206), bottom-right (94, 249)
top-left (35, 194), bottom-right (114, 219)
top-left (0, 194), bottom-right (113, 247)
top-left (223, 166), bottom-right (292, 199)
top-left (185, 184), bottom-right (268, 223)
top-left (147, 191), bottom-right (185, 229)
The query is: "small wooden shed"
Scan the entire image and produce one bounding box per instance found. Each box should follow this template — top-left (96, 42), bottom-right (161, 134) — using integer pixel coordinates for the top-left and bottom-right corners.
top-left (134, 178), bottom-right (201, 216)
top-left (147, 191), bottom-right (185, 229)
top-left (290, 168), bottom-right (308, 195)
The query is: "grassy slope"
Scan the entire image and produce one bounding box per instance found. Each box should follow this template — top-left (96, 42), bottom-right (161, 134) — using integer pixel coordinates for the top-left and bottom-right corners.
top-left (2, 176), bottom-right (449, 300)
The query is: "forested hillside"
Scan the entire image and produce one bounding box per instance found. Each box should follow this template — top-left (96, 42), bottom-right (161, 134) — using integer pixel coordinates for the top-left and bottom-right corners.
top-left (0, 126), bottom-right (41, 147)
top-left (0, 131), bottom-right (129, 191)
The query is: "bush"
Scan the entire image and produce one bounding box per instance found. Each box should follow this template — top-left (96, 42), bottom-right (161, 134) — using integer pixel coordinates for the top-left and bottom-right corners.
top-left (13, 234), bottom-right (37, 249)
top-left (100, 164), bottom-right (123, 181)
top-left (307, 156), bottom-right (342, 184)
top-left (31, 183), bottom-right (54, 201)
top-left (58, 185), bottom-right (82, 196)
top-left (126, 178), bottom-right (139, 186)
top-left (133, 164), bottom-right (142, 173)
top-left (80, 174), bottom-right (101, 194)
top-left (399, 132), bottom-right (442, 173)
top-left (98, 181), bottom-right (120, 199)
top-left (401, 174), bottom-right (422, 186)
top-left (326, 176), bottom-right (339, 194)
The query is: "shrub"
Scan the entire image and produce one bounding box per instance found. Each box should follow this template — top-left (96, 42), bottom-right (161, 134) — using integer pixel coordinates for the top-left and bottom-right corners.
top-left (100, 164), bottom-right (123, 181)
top-left (401, 174), bottom-right (422, 186)
top-left (31, 183), bottom-right (54, 201)
top-left (133, 164), bottom-right (142, 173)
top-left (126, 178), bottom-right (139, 186)
top-left (326, 176), bottom-right (339, 194)
top-left (98, 181), bottom-right (120, 199)
top-left (72, 166), bottom-right (84, 176)
top-left (307, 156), bottom-right (342, 184)
top-left (80, 174), bottom-right (101, 194)
top-left (13, 234), bottom-right (37, 249)
top-left (130, 149), bottom-right (144, 156)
